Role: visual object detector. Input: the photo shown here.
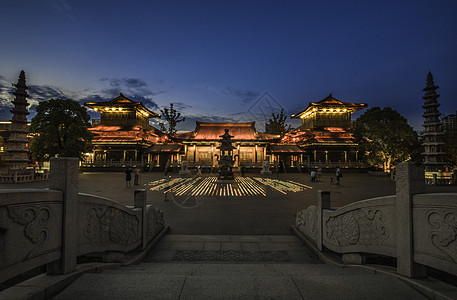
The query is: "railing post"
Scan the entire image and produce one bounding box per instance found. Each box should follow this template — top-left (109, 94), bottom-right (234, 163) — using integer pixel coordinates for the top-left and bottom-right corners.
top-left (396, 162), bottom-right (427, 277)
top-left (47, 157), bottom-right (79, 274)
top-left (134, 189), bottom-right (147, 250)
top-left (317, 190), bottom-right (331, 251)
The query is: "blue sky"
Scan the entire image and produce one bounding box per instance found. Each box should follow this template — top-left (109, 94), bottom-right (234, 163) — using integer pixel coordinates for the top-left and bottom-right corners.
top-left (1, 0), bottom-right (456, 131)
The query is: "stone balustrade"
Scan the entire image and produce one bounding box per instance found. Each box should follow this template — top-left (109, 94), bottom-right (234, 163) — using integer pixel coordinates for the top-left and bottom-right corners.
top-left (0, 157), bottom-right (166, 285)
top-left (0, 170), bottom-right (49, 183)
top-left (294, 162), bottom-right (457, 278)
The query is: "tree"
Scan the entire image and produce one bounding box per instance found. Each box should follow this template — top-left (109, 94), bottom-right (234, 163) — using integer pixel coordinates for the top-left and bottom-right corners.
top-left (352, 107), bottom-right (421, 172)
top-left (30, 99), bottom-right (93, 162)
top-left (265, 109), bottom-right (291, 137)
top-left (159, 103), bottom-right (185, 137)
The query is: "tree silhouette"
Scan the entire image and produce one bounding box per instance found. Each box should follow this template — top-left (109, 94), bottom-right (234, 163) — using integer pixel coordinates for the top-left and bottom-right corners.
top-left (159, 103), bottom-right (185, 137)
top-left (30, 99), bottom-right (92, 162)
top-left (265, 108), bottom-right (291, 137)
top-left (352, 107), bottom-right (421, 172)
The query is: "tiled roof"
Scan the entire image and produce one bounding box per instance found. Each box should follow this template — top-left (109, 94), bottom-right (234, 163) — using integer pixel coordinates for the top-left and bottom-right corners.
top-left (175, 122), bottom-right (279, 141)
top-left (282, 127), bottom-right (355, 144)
top-left (145, 144), bottom-right (183, 153)
top-left (84, 93), bottom-right (160, 118)
top-left (268, 144), bottom-right (304, 153)
top-left (291, 94), bottom-right (367, 119)
top-left (89, 125), bottom-right (159, 143)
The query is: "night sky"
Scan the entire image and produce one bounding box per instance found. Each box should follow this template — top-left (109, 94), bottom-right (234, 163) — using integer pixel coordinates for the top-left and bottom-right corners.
top-left (1, 0), bottom-right (456, 132)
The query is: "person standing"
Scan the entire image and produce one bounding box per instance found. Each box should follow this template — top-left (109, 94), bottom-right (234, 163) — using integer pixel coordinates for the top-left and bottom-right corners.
top-left (125, 167), bottom-right (132, 187)
top-left (335, 167), bottom-right (342, 185)
top-left (164, 159), bottom-right (171, 176)
top-left (134, 168), bottom-right (140, 185)
top-left (311, 170), bottom-right (317, 182)
top-left (317, 167), bottom-right (323, 181)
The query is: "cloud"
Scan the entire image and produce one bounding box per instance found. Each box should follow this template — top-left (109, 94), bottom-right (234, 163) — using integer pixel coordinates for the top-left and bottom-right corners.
top-left (28, 85), bottom-right (69, 100)
top-left (221, 86), bottom-right (260, 104)
top-left (0, 77), bottom-right (14, 108)
top-left (52, 0), bottom-right (74, 21)
top-left (195, 83), bottom-right (260, 104)
top-left (165, 102), bottom-right (192, 112)
top-left (99, 77), bottom-right (167, 99)
top-left (109, 78), bottom-right (147, 88)
top-left (132, 95), bottom-right (159, 110)
top-left (0, 73), bottom-right (171, 124)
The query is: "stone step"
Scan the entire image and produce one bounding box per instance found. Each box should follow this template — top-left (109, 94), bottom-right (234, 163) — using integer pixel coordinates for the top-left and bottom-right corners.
top-left (145, 248), bottom-right (318, 263)
top-left (102, 262), bottom-right (362, 276)
top-left (55, 271), bottom-right (427, 300)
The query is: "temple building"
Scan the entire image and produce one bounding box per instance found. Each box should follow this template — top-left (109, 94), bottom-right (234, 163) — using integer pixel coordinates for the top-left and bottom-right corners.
top-left (84, 94), bottom-right (162, 164)
top-left (81, 93), bottom-right (369, 170)
top-left (282, 94), bottom-right (367, 167)
top-left (173, 122), bottom-right (279, 168)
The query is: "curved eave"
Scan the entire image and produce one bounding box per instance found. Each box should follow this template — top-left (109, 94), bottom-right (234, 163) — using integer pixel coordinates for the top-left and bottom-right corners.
top-left (291, 103), bottom-right (367, 119)
top-left (301, 142), bottom-right (358, 146)
top-left (85, 102), bottom-right (160, 118)
top-left (91, 141), bottom-right (152, 146)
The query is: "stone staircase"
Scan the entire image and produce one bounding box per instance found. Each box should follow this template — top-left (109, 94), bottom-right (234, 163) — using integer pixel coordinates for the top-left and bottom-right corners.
top-left (54, 235), bottom-right (427, 299)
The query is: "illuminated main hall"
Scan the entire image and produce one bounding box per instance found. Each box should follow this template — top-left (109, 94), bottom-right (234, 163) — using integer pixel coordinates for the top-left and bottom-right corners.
top-left (82, 93), bottom-right (367, 169)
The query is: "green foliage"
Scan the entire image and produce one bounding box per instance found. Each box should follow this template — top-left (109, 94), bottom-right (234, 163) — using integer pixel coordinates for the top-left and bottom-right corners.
top-left (30, 99), bottom-right (93, 162)
top-left (159, 103), bottom-right (185, 137)
top-left (352, 107), bottom-right (421, 172)
top-left (265, 109), bottom-right (291, 137)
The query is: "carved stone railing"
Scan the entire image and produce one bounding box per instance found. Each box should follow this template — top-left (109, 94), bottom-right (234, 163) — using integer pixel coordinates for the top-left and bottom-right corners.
top-left (0, 158), bottom-right (166, 285)
top-left (323, 195), bottom-right (397, 258)
top-left (304, 161), bottom-right (365, 169)
top-left (0, 189), bottom-right (64, 283)
top-left (79, 160), bottom-right (152, 169)
top-left (294, 162), bottom-right (457, 278)
top-left (0, 170), bottom-right (49, 183)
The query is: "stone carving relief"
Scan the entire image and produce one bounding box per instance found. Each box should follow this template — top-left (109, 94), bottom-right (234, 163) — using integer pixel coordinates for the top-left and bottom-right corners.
top-left (395, 163), bottom-right (424, 195)
top-left (146, 209), bottom-right (164, 240)
top-left (296, 207), bottom-right (318, 239)
top-left (83, 205), bottom-right (140, 245)
top-left (7, 205), bottom-right (51, 259)
top-left (326, 208), bottom-right (389, 248)
top-left (428, 211), bottom-right (457, 263)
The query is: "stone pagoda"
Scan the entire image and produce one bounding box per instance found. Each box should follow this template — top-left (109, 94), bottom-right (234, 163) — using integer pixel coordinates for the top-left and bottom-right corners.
top-left (5, 70), bottom-right (30, 173)
top-left (421, 71), bottom-right (446, 173)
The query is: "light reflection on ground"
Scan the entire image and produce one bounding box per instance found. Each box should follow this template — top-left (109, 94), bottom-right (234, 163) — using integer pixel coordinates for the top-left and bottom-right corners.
top-left (146, 176), bottom-right (312, 197)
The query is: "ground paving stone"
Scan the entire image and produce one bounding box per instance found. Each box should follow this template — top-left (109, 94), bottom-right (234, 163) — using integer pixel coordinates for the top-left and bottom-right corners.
top-left (241, 242), bottom-right (260, 251)
top-left (203, 241), bottom-right (221, 251)
top-left (5, 173), bottom-right (457, 298)
top-left (180, 275), bottom-right (304, 300)
top-left (292, 274), bottom-right (427, 299)
top-left (220, 242), bottom-right (242, 251)
top-left (54, 274), bottom-right (186, 300)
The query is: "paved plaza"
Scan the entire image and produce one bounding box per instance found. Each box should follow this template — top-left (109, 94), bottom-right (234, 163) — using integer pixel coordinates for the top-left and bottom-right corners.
top-left (2, 170), bottom-right (457, 235)
top-left (3, 170), bottom-right (457, 299)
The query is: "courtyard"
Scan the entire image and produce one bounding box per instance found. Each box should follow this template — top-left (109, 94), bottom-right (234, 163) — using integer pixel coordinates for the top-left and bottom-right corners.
top-left (2, 170), bottom-right (456, 235)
